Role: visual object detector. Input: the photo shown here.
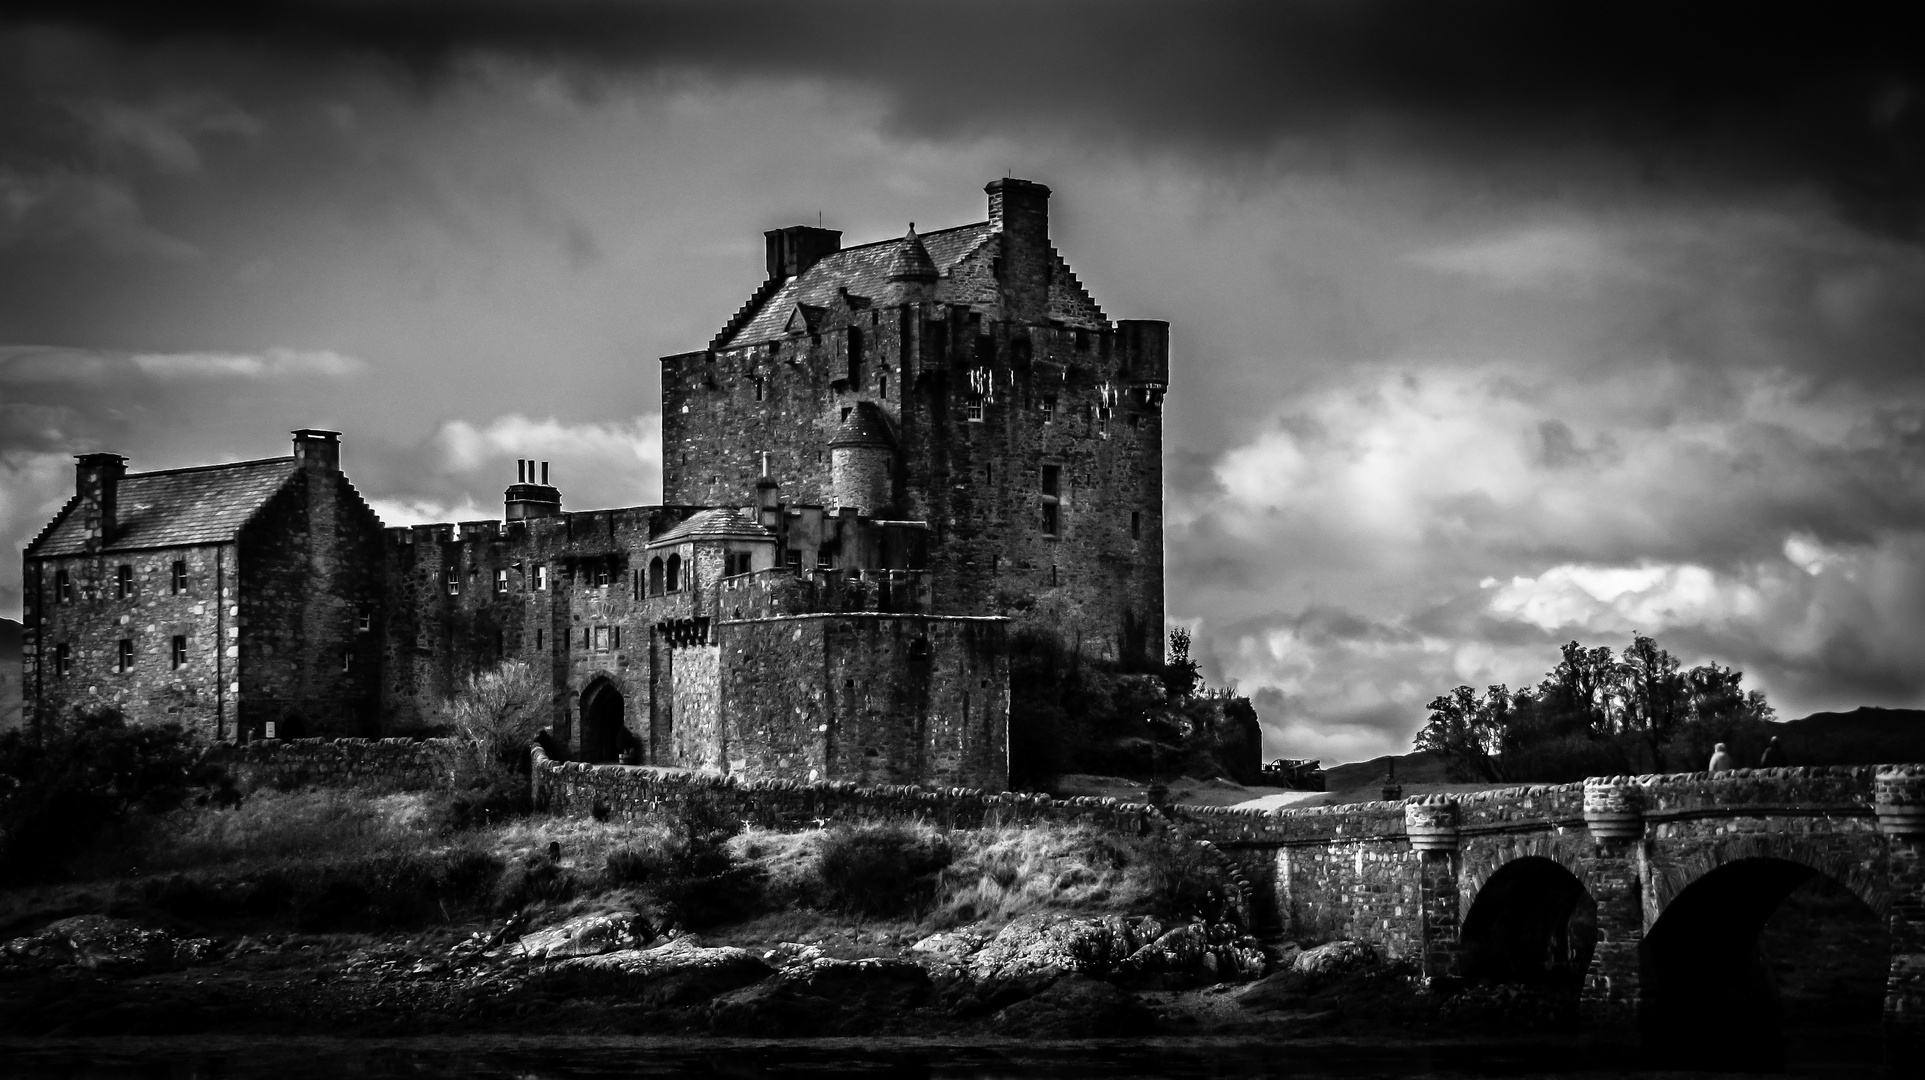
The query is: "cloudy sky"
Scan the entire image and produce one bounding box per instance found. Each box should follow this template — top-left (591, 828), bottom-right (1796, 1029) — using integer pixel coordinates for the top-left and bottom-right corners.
top-left (2, 2), bottom-right (1922, 763)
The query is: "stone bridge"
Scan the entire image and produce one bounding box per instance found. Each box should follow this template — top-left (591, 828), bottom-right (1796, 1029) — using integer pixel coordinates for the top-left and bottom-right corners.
top-left (1179, 764), bottom-right (1925, 1065)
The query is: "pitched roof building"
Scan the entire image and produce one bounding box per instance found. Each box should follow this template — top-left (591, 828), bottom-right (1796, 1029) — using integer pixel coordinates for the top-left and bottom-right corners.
top-left (18, 178), bottom-right (1167, 792)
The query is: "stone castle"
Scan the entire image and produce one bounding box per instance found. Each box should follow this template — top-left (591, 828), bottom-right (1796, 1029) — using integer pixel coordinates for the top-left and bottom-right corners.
top-left (18, 179), bottom-right (1169, 790)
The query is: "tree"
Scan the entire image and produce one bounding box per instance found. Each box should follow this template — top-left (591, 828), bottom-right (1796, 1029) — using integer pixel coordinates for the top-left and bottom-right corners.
top-left (1164, 627), bottom-right (1201, 701)
top-left (1620, 634), bottom-right (1688, 759)
top-left (439, 660), bottom-right (549, 780)
top-left (1537, 641), bottom-right (1622, 738)
top-left (1414, 684), bottom-right (1515, 783)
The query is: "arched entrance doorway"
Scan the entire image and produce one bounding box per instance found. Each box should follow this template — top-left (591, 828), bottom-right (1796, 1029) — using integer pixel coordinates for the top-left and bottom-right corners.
top-left (1459, 856), bottom-right (1597, 1014)
top-left (1641, 857), bottom-right (1888, 1071)
top-left (579, 680), bottom-right (625, 764)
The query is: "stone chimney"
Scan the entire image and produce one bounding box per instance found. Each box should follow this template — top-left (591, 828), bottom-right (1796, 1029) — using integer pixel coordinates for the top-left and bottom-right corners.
top-left (986, 178), bottom-right (1053, 323)
top-left (75, 452), bottom-right (127, 552)
top-left (764, 225), bottom-right (842, 281)
top-left (505, 459), bottom-right (561, 520)
top-left (291, 429), bottom-right (341, 471)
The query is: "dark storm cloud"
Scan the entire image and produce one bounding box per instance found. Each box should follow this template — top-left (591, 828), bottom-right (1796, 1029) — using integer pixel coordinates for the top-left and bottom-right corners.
top-left (12, 0), bottom-right (1925, 237)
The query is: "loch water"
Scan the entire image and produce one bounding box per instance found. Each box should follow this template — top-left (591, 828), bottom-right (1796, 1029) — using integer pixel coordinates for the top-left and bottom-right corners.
top-left (0, 1032), bottom-right (1893, 1079)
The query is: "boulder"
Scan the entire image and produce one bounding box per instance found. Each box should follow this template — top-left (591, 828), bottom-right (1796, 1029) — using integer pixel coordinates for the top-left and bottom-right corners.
top-left (1112, 920), bottom-right (1268, 985)
top-left (707, 957), bottom-right (930, 1035)
top-left (0, 916), bottom-right (218, 975)
top-left (504, 911), bottom-right (652, 960)
top-left (990, 974), bottom-right (1155, 1038)
top-left (908, 925), bottom-right (990, 967)
top-left (536, 936), bottom-right (771, 1007)
top-left (965, 914), bottom-right (1143, 985)
top-left (1292, 939), bottom-right (1380, 982)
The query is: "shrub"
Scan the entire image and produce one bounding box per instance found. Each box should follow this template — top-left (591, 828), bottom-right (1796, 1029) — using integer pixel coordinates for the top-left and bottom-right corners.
top-left (0, 708), bottom-right (221, 883)
top-left (815, 823), bottom-right (953, 917)
top-left (599, 795), bottom-right (763, 928)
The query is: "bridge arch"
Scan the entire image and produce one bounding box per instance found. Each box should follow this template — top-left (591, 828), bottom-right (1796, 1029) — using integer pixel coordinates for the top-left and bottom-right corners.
top-left (1640, 854), bottom-right (1888, 1071)
top-left (1457, 834), bottom-right (1591, 918)
top-left (1457, 855), bottom-right (1597, 993)
top-left (1645, 832), bottom-right (1890, 924)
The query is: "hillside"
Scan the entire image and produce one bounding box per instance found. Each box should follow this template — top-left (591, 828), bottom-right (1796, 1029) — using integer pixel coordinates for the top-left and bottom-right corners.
top-left (1315, 706), bottom-right (1925, 795)
top-left (0, 617), bottom-right (18, 733)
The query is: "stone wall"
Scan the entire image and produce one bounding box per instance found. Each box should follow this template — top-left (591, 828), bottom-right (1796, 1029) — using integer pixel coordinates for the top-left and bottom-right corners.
top-left (217, 735), bottom-right (464, 791)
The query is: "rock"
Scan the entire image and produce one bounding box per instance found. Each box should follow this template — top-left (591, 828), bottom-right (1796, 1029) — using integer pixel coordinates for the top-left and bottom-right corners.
top-left (990, 975), bottom-right (1155, 1038)
top-left (707, 957), bottom-right (930, 1035)
top-left (536, 936), bottom-right (772, 1007)
top-left (760, 942), bottom-right (825, 969)
top-left (0, 916), bottom-right (219, 975)
top-left (1292, 939), bottom-right (1380, 982)
top-left (503, 911), bottom-right (651, 960)
top-left (909, 926), bottom-right (990, 966)
top-left (1236, 969), bottom-right (1314, 1010)
top-left (1112, 921), bottom-right (1268, 986)
top-left (966, 914), bottom-right (1141, 985)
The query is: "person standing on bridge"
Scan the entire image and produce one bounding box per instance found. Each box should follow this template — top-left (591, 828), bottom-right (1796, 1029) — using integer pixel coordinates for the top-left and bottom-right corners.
top-left (1708, 742), bottom-right (1736, 773)
top-left (1759, 736), bottom-right (1786, 767)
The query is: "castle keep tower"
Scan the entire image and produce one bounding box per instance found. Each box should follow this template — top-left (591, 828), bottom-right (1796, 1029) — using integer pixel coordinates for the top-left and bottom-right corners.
top-left (662, 178), bottom-right (1168, 665)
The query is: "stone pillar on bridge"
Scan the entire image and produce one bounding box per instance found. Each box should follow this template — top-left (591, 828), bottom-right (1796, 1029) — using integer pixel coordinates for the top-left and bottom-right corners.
top-left (1876, 767), bottom-right (1925, 1066)
top-left (1581, 778), bottom-right (1645, 1040)
top-left (1405, 798), bottom-right (1461, 979)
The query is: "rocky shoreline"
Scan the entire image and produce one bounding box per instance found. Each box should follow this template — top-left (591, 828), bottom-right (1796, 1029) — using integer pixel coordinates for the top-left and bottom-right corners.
top-left (0, 911), bottom-right (1474, 1040)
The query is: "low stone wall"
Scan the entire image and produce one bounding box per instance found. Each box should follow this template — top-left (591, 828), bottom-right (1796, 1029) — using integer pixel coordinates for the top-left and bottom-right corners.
top-left (216, 736), bottom-right (464, 791)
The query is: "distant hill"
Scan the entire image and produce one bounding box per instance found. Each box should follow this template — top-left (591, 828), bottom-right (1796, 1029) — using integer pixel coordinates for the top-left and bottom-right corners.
top-left (0, 617), bottom-right (19, 733)
top-left (1320, 706), bottom-right (1925, 790)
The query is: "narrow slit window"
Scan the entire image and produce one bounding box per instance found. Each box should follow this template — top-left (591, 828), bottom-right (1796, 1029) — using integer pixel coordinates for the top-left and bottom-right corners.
top-left (445, 565), bottom-right (460, 595)
top-left (534, 564), bottom-right (548, 591)
top-left (1041, 396), bottom-right (1056, 424)
top-left (170, 560), bottom-right (188, 594)
top-left (1132, 511), bottom-right (1142, 540)
top-left (55, 642), bottom-right (71, 677)
top-left (117, 638), bottom-right (134, 673)
top-left (495, 568), bottom-right (509, 594)
top-left (116, 564), bottom-right (133, 599)
top-left (171, 635), bottom-right (187, 669)
top-left (56, 568), bottom-right (73, 603)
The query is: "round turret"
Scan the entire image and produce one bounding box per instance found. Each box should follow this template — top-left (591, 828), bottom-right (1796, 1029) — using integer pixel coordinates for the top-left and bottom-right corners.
top-left (830, 401), bottom-right (896, 515)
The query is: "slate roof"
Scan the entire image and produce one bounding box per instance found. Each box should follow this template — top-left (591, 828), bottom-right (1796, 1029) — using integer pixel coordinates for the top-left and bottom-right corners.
top-left (648, 507), bottom-right (774, 546)
top-left (27, 457), bottom-right (304, 557)
top-left (830, 401), bottom-right (897, 449)
top-left (722, 222), bottom-right (993, 349)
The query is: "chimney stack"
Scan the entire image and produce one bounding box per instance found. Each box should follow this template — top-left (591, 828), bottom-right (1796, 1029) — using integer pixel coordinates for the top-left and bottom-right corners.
top-left (985, 178), bottom-right (1053, 322)
top-left (291, 429), bottom-right (341, 471)
top-left (506, 459), bottom-right (561, 521)
top-left (75, 452), bottom-right (127, 552)
top-left (764, 225), bottom-right (842, 281)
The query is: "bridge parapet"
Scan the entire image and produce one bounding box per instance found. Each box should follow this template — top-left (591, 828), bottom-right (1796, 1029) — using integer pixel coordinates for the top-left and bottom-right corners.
top-left (1633, 764), bottom-right (1876, 816)
top-left (1875, 764), bottom-right (1925, 836)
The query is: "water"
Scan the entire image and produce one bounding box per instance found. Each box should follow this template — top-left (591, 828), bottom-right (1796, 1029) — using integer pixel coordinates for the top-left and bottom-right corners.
top-left (0, 1034), bottom-right (1892, 1079)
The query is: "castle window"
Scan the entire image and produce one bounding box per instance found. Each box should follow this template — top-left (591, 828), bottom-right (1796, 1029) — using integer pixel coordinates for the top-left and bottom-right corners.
top-left (117, 638), bottom-right (134, 673)
top-left (665, 554), bottom-right (682, 593)
top-left (1042, 502), bottom-right (1059, 535)
top-left (613, 626), bottom-right (621, 650)
top-left (494, 631), bottom-right (504, 660)
top-left (1042, 464), bottom-right (1060, 497)
top-left (593, 626), bottom-right (611, 653)
top-left (725, 552), bottom-right (751, 578)
top-left (55, 569), bottom-right (73, 603)
top-left (965, 401), bottom-right (984, 422)
top-left (170, 560), bottom-right (188, 594)
top-left (1075, 329), bottom-right (1089, 351)
top-left (786, 550), bottom-right (802, 574)
top-left (1050, 565), bottom-right (1059, 587)
top-left (848, 327), bottom-right (864, 386)
top-left (171, 635), bottom-right (187, 669)
top-left (495, 569), bottom-right (509, 594)
top-left (1041, 396), bottom-right (1056, 424)
top-left (594, 563), bottom-right (611, 588)
top-left (534, 564), bottom-right (548, 591)
top-left (343, 649), bottom-right (354, 672)
top-left (116, 564), bottom-right (133, 599)
top-left (445, 565), bottom-right (460, 595)
top-left (1131, 511), bottom-right (1142, 540)
top-left (535, 628), bottom-right (544, 651)
top-left (878, 374), bottom-right (888, 399)
top-left (649, 557), bottom-right (665, 596)
top-left (358, 608), bottom-right (372, 632)
top-left (753, 376), bottom-right (765, 402)
top-left (817, 547), bottom-right (833, 570)
top-left (55, 642), bottom-right (71, 677)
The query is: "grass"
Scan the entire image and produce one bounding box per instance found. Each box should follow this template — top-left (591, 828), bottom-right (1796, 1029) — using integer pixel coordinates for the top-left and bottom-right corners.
top-left (7, 785), bottom-right (1231, 943)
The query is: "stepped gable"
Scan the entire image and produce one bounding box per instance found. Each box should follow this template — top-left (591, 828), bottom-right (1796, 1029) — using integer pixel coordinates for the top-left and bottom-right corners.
top-left (829, 400), bottom-right (896, 449)
top-left (648, 506), bottom-right (773, 546)
top-left (27, 457), bottom-right (303, 556)
top-left (721, 222), bottom-right (993, 349)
